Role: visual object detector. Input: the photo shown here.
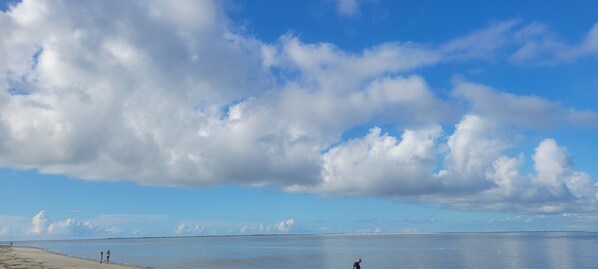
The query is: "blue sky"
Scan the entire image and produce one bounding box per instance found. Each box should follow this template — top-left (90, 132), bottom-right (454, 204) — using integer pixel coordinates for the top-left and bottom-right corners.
top-left (0, 0), bottom-right (597, 240)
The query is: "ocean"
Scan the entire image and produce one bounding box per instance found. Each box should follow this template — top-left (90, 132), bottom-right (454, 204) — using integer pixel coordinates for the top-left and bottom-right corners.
top-left (20, 232), bottom-right (598, 269)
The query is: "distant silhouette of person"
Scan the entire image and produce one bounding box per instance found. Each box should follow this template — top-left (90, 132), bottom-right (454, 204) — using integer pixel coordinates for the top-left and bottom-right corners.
top-left (106, 250), bottom-right (111, 263)
top-left (100, 251), bottom-right (103, 263)
top-left (353, 258), bottom-right (362, 269)
top-left (10, 242), bottom-right (12, 247)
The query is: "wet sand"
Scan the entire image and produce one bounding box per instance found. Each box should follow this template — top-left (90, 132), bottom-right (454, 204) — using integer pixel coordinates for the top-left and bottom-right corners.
top-left (0, 246), bottom-right (147, 269)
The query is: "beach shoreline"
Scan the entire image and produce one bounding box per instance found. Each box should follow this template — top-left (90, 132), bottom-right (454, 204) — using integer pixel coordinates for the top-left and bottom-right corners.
top-left (0, 246), bottom-right (148, 269)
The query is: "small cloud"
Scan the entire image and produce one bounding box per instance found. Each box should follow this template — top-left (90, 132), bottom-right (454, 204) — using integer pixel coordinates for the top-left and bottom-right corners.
top-left (176, 224), bottom-right (206, 235)
top-left (106, 226), bottom-right (122, 235)
top-left (274, 219), bottom-right (298, 232)
top-left (240, 218), bottom-right (300, 234)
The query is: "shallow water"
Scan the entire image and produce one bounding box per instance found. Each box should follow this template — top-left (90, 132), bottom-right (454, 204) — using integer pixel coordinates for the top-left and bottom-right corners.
top-left (21, 232), bottom-right (598, 269)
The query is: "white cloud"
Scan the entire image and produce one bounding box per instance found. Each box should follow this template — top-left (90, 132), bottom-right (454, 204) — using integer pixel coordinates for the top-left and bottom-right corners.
top-left (240, 218), bottom-right (300, 234)
top-left (433, 135), bottom-right (597, 213)
top-left (290, 125), bottom-right (443, 197)
top-left (26, 210), bottom-right (122, 237)
top-left (533, 139), bottom-right (570, 188)
top-left (176, 224), bottom-right (206, 235)
top-left (440, 20), bottom-right (520, 61)
top-left (453, 81), bottom-right (598, 128)
top-left (274, 219), bottom-right (298, 232)
top-left (510, 22), bottom-right (598, 64)
top-left (27, 210), bottom-right (48, 235)
top-left (438, 114), bottom-right (510, 193)
top-left (0, 0), bottom-right (596, 216)
top-left (275, 35), bottom-right (442, 87)
top-left (287, 114), bottom-right (598, 214)
top-left (533, 139), bottom-right (594, 200)
top-left (47, 218), bottom-right (102, 236)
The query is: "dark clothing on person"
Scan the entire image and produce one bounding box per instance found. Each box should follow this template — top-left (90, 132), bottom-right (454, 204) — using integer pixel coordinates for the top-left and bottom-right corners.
top-left (353, 261), bottom-right (361, 269)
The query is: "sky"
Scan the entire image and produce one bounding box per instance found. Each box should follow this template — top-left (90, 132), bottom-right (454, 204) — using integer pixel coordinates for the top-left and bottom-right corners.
top-left (0, 0), bottom-right (597, 240)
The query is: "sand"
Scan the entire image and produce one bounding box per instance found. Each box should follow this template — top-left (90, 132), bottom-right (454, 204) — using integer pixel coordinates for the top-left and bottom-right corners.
top-left (0, 246), bottom-right (147, 269)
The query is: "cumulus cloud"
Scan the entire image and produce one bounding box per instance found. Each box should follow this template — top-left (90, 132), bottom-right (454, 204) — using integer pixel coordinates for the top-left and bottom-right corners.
top-left (0, 0), bottom-right (596, 216)
top-left (288, 114), bottom-right (597, 214)
top-left (48, 218), bottom-right (102, 236)
top-left (290, 125), bottom-right (444, 197)
top-left (27, 210), bottom-right (48, 235)
top-left (176, 224), bottom-right (206, 235)
top-left (26, 210), bottom-right (121, 237)
top-left (438, 115), bottom-right (510, 193)
top-left (441, 117), bottom-right (595, 213)
top-left (240, 219), bottom-right (300, 234)
top-left (0, 0), bottom-right (454, 189)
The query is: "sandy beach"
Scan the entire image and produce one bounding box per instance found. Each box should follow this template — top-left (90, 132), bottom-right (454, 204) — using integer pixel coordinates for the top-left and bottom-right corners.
top-left (0, 246), bottom-right (147, 269)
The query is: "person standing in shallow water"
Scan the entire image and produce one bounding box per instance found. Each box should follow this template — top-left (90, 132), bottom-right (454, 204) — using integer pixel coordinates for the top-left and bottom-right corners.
top-left (100, 251), bottom-right (103, 263)
top-left (106, 250), bottom-right (111, 263)
top-left (353, 258), bottom-right (362, 269)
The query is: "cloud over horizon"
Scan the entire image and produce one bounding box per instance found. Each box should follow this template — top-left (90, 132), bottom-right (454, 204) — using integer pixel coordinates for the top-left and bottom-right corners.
top-left (240, 218), bottom-right (300, 234)
top-left (27, 210), bottom-right (121, 237)
top-left (0, 0), bottom-right (596, 216)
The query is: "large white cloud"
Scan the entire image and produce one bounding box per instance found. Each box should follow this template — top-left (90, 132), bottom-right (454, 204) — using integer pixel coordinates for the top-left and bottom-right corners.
top-left (287, 113), bottom-right (597, 214)
top-left (0, 0), bottom-right (596, 215)
top-left (0, 0), bottom-right (454, 188)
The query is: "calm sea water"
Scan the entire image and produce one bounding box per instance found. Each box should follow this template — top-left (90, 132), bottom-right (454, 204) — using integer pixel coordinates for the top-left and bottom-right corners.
top-left (21, 232), bottom-right (598, 269)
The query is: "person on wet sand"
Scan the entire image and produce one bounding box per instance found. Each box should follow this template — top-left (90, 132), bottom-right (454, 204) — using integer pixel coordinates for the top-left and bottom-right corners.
top-left (353, 257), bottom-right (362, 269)
top-left (106, 250), bottom-right (111, 264)
top-left (100, 251), bottom-right (103, 263)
